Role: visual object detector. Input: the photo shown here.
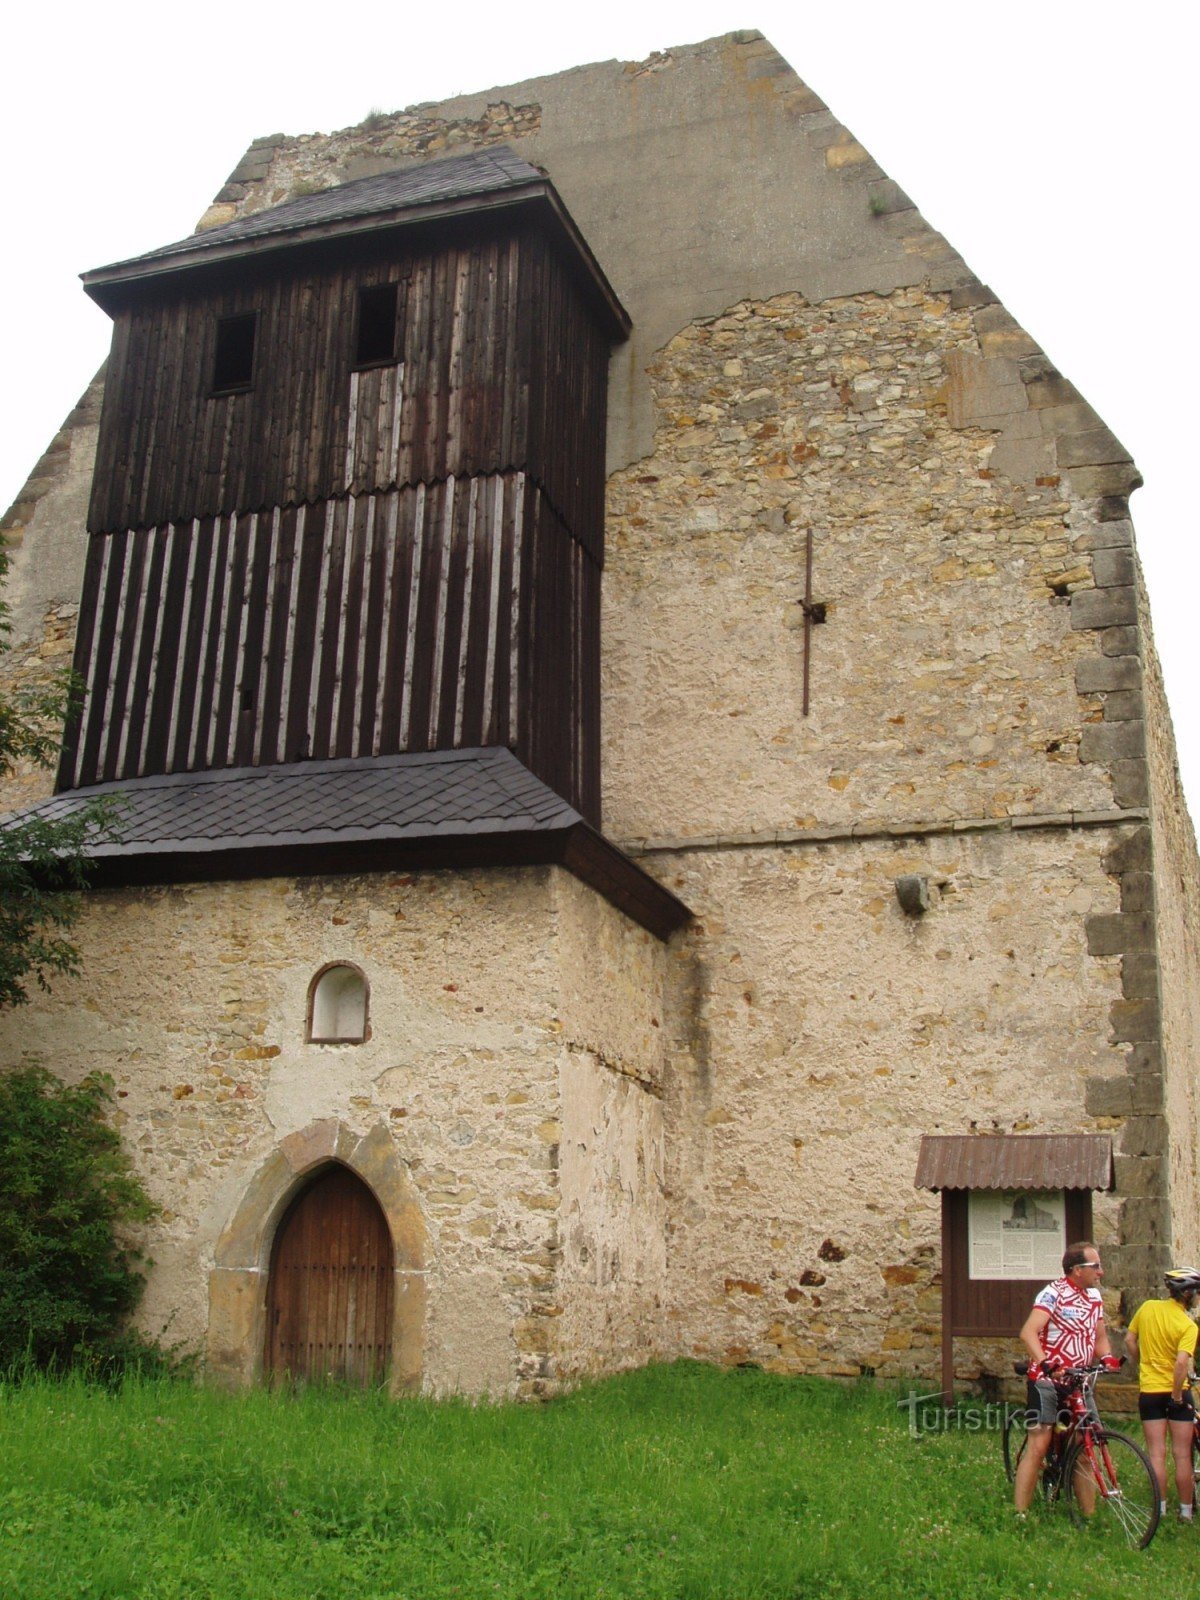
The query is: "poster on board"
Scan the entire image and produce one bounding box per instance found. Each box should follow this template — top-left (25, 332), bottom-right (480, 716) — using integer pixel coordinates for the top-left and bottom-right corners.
top-left (968, 1189), bottom-right (1065, 1280)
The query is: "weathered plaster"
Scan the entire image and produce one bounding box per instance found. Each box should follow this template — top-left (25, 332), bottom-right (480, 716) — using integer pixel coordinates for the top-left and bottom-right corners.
top-left (0, 865), bottom-right (667, 1395)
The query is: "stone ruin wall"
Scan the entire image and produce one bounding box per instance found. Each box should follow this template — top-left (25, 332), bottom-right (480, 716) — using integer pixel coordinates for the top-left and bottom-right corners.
top-left (1138, 577), bottom-right (1200, 1272)
top-left (1, 30), bottom-right (1195, 1387)
top-left (593, 260), bottom-right (1173, 1360)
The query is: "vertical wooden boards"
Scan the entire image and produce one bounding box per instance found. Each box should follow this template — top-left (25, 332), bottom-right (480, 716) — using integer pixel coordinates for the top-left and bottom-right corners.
top-left (66, 473), bottom-right (604, 795)
top-left (265, 1165), bottom-right (394, 1387)
top-left (77, 217), bottom-right (614, 820)
top-left (87, 230), bottom-right (549, 536)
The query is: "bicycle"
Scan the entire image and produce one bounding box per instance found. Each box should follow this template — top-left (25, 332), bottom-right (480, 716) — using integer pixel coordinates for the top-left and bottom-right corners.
top-left (1001, 1359), bottom-right (1160, 1549)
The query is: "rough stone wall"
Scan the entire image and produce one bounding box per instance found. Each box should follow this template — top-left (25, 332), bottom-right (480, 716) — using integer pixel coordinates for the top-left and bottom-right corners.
top-left (652, 826), bottom-right (1126, 1381)
top-left (0, 377), bottom-right (102, 809)
top-left (602, 287), bottom-right (1118, 844)
top-left (594, 270), bottom-right (1172, 1323)
top-left (0, 864), bottom-right (666, 1396)
top-left (1139, 578), bottom-right (1200, 1272)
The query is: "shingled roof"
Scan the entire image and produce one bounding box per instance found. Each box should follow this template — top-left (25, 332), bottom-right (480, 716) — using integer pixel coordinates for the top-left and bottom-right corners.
top-left (3, 749), bottom-right (689, 940)
top-left (98, 149), bottom-right (545, 271)
top-left (81, 146), bottom-right (630, 336)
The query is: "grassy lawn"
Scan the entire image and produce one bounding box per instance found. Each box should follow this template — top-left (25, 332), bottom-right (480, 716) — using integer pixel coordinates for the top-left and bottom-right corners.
top-left (0, 1361), bottom-right (1187, 1599)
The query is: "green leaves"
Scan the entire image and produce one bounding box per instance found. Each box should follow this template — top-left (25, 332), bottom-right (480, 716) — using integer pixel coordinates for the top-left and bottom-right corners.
top-left (0, 1066), bottom-right (157, 1371)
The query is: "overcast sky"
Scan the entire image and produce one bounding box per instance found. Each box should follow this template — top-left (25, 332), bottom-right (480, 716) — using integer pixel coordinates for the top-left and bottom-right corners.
top-left (3, 2), bottom-right (1195, 821)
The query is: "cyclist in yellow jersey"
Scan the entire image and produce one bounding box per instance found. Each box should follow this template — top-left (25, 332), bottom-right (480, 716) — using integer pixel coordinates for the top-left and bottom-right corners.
top-left (1126, 1268), bottom-right (1200, 1523)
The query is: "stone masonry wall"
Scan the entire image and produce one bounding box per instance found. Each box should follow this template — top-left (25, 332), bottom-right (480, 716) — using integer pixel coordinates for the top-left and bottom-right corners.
top-left (596, 275), bottom-right (1171, 1327)
top-left (654, 825), bottom-right (1128, 1381)
top-left (0, 377), bottom-right (103, 810)
top-left (602, 287), bottom-right (1120, 845)
top-left (0, 864), bottom-right (666, 1396)
top-left (1139, 577), bottom-right (1200, 1272)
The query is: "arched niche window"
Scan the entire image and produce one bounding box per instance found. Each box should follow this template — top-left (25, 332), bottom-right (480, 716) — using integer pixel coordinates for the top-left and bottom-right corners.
top-left (307, 963), bottom-right (370, 1044)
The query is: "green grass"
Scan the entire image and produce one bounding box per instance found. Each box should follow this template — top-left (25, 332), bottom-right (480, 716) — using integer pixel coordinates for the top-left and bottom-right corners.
top-left (0, 1362), bottom-right (1187, 1599)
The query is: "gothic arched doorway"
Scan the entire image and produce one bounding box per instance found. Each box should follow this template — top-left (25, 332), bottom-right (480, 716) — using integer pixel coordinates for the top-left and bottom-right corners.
top-left (265, 1164), bottom-right (394, 1385)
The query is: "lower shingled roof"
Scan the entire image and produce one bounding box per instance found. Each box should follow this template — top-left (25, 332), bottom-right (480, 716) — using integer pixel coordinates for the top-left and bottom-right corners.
top-left (2, 748), bottom-right (690, 941)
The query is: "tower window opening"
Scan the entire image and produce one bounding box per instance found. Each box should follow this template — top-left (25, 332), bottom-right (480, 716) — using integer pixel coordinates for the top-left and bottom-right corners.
top-left (354, 283), bottom-right (399, 367)
top-left (212, 312), bottom-right (257, 393)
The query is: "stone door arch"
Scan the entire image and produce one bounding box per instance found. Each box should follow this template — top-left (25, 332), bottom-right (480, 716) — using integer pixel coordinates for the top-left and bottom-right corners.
top-left (208, 1120), bottom-right (426, 1392)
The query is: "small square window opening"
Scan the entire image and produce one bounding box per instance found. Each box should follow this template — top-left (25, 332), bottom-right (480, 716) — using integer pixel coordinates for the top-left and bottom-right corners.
top-left (354, 283), bottom-right (399, 367)
top-left (212, 312), bottom-right (257, 392)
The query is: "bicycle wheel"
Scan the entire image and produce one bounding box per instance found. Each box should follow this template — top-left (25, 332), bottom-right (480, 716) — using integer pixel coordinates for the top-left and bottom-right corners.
top-left (1002, 1407), bottom-right (1029, 1484)
top-left (1005, 1414), bottom-right (1064, 1503)
top-left (1064, 1429), bottom-right (1160, 1549)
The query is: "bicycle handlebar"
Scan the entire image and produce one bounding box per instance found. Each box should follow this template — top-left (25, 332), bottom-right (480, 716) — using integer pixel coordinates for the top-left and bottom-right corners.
top-left (1013, 1357), bottom-right (1125, 1378)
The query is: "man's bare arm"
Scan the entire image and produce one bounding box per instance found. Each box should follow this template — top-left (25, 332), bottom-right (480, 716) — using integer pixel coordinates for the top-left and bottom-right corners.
top-left (1019, 1306), bottom-right (1051, 1363)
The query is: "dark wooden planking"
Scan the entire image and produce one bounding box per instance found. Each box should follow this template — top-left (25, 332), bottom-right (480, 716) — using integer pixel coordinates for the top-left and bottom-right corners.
top-left (119, 524), bottom-right (171, 777)
top-left (307, 499), bottom-right (346, 761)
top-left (162, 520), bottom-right (210, 773)
top-left (56, 533), bottom-right (109, 790)
top-left (265, 1165), bottom-right (394, 1386)
top-left (87, 223), bottom-right (612, 538)
top-left (332, 495), bottom-right (371, 758)
top-left (67, 469), bottom-right (600, 815)
top-left (142, 519), bottom-right (196, 775)
top-left (284, 503), bottom-right (326, 764)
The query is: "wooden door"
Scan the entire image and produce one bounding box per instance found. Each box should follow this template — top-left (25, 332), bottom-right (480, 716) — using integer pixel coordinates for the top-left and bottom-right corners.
top-left (266, 1166), bottom-right (394, 1385)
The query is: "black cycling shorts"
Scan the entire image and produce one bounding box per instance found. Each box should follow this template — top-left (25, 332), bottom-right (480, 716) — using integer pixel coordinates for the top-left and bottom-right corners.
top-left (1138, 1391), bottom-right (1195, 1424)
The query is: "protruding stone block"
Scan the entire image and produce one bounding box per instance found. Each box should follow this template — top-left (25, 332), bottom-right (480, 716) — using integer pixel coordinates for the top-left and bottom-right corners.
top-left (1112, 1154), bottom-right (1165, 1197)
top-left (1119, 952), bottom-right (1159, 1000)
top-left (1119, 873), bottom-right (1154, 913)
top-left (1119, 1116), bottom-right (1167, 1158)
top-left (1084, 1076), bottom-right (1132, 1117)
top-left (1086, 912), bottom-right (1153, 955)
top-left (1102, 691), bottom-right (1144, 722)
top-left (1068, 461), bottom-right (1143, 497)
top-left (1075, 655), bottom-right (1141, 694)
top-left (1110, 760), bottom-right (1149, 808)
top-left (1092, 547), bottom-right (1135, 588)
top-left (1078, 722), bottom-right (1145, 764)
top-left (1101, 626), bottom-right (1140, 657)
top-left (1103, 829), bottom-right (1152, 875)
top-left (1122, 1040), bottom-right (1165, 1078)
top-left (1108, 997), bottom-right (1160, 1043)
top-left (1071, 587), bottom-right (1137, 630)
top-left (1074, 519), bottom-right (1133, 550)
top-left (1057, 428), bottom-right (1129, 469)
top-left (1114, 1198), bottom-right (1169, 1242)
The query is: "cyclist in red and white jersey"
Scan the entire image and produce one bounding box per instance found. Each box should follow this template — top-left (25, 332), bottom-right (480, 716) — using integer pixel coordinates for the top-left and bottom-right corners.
top-left (1013, 1242), bottom-right (1119, 1514)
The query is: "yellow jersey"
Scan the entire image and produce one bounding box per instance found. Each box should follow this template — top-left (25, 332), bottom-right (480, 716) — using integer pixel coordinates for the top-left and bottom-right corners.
top-left (1128, 1297), bottom-right (1199, 1393)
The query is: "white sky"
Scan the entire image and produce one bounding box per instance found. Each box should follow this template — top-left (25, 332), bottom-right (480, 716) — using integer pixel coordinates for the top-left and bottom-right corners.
top-left (3, 2), bottom-right (1195, 821)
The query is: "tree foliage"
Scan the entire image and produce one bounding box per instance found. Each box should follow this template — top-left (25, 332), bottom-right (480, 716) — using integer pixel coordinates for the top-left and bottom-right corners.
top-left (0, 539), bottom-right (116, 1009)
top-left (0, 1064), bottom-right (158, 1370)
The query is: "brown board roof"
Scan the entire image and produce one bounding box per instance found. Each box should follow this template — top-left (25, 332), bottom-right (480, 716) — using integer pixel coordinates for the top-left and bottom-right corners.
top-left (0, 747), bottom-right (691, 941)
top-left (915, 1134), bottom-right (1114, 1192)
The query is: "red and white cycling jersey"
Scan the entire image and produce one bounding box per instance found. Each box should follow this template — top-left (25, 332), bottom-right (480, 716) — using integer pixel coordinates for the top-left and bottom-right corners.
top-left (1033, 1277), bottom-right (1105, 1367)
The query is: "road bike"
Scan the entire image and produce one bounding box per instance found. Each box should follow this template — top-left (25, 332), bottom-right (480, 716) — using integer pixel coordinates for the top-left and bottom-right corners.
top-left (1002, 1360), bottom-right (1160, 1549)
